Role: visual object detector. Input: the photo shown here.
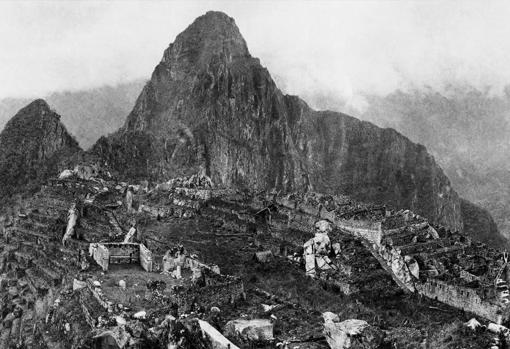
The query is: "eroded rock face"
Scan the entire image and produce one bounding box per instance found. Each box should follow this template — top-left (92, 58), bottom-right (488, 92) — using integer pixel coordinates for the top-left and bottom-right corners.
top-left (0, 99), bottom-right (81, 199)
top-left (91, 11), bottom-right (462, 231)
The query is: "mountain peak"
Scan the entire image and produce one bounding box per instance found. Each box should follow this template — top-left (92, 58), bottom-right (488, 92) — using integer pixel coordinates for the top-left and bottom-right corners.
top-left (22, 98), bottom-right (52, 114)
top-left (0, 100), bottom-right (81, 199)
top-left (159, 11), bottom-right (249, 69)
top-left (9, 98), bottom-right (61, 125)
top-left (2, 99), bottom-right (76, 144)
top-left (95, 12), bottom-right (462, 232)
top-left (199, 11), bottom-right (237, 25)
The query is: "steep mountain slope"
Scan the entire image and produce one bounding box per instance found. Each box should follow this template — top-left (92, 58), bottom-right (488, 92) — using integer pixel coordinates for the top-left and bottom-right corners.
top-left (92, 11), bottom-right (462, 231)
top-left (0, 99), bottom-right (81, 200)
top-left (460, 198), bottom-right (505, 247)
top-left (0, 80), bottom-right (145, 149)
top-left (355, 89), bottom-right (510, 243)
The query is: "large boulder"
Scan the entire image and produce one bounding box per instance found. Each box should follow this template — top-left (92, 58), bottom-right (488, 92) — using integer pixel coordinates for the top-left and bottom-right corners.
top-left (323, 312), bottom-right (384, 349)
top-left (315, 220), bottom-right (333, 233)
top-left (197, 319), bottom-right (240, 349)
top-left (254, 251), bottom-right (273, 263)
top-left (224, 318), bottom-right (274, 343)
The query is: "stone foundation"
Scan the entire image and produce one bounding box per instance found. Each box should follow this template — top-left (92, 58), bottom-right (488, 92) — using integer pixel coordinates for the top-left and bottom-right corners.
top-left (89, 243), bottom-right (153, 272)
top-left (417, 279), bottom-right (503, 322)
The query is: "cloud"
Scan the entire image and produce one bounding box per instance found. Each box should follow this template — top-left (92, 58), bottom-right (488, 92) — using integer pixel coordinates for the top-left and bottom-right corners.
top-left (1, 0), bottom-right (510, 106)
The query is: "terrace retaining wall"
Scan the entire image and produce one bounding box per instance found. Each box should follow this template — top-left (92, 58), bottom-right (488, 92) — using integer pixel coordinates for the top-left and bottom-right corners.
top-left (417, 279), bottom-right (501, 322)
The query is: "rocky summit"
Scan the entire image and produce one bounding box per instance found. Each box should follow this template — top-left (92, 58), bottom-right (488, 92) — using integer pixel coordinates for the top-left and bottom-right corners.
top-left (0, 99), bottom-right (81, 201)
top-left (92, 11), bottom-right (461, 232)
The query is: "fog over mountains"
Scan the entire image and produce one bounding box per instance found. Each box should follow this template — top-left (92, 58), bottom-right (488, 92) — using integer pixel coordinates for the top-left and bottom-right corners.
top-left (299, 85), bottom-right (510, 240)
top-left (1, 79), bottom-right (509, 242)
top-left (0, 80), bottom-right (145, 149)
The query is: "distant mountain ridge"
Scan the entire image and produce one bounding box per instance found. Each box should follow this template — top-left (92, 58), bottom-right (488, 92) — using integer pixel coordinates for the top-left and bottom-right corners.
top-left (0, 79), bottom-right (145, 149)
top-left (355, 88), bottom-right (510, 241)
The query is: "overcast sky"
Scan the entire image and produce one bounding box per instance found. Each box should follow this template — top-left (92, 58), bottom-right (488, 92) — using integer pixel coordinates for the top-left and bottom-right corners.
top-left (1, 0), bottom-right (510, 111)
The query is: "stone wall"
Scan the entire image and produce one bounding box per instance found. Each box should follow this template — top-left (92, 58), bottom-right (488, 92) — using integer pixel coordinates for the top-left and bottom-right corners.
top-left (335, 219), bottom-right (382, 246)
top-left (276, 197), bottom-right (382, 245)
top-left (383, 222), bottom-right (428, 237)
top-left (174, 187), bottom-right (212, 200)
top-left (78, 289), bottom-right (96, 328)
top-left (139, 244), bottom-right (153, 272)
top-left (106, 243), bottom-right (140, 264)
top-left (87, 282), bottom-right (112, 312)
top-left (417, 279), bottom-right (501, 322)
top-left (90, 243), bottom-right (109, 272)
top-left (89, 242), bottom-right (153, 271)
top-left (362, 240), bottom-right (416, 293)
top-left (276, 193), bottom-right (507, 320)
top-left (170, 275), bottom-right (245, 312)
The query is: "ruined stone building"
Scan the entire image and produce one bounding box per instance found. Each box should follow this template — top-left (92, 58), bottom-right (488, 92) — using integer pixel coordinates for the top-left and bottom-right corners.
top-left (89, 242), bottom-right (153, 272)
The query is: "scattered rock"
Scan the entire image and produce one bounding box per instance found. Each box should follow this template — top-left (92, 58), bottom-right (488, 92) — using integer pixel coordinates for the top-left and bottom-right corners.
top-left (488, 322), bottom-right (509, 334)
top-left (118, 280), bottom-right (126, 289)
top-left (94, 326), bottom-right (132, 348)
top-left (73, 278), bottom-right (87, 291)
top-left (115, 316), bottom-right (127, 326)
top-left (58, 169), bottom-right (74, 180)
top-left (254, 250), bottom-right (273, 263)
top-left (323, 312), bottom-right (384, 349)
top-left (224, 318), bottom-right (274, 343)
top-left (133, 311), bottom-right (147, 320)
top-left (198, 319), bottom-right (240, 349)
top-left (261, 304), bottom-right (277, 312)
top-left (465, 318), bottom-right (481, 330)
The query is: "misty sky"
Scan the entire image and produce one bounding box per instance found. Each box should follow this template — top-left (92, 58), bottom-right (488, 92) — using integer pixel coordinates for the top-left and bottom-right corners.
top-left (2, 1), bottom-right (510, 111)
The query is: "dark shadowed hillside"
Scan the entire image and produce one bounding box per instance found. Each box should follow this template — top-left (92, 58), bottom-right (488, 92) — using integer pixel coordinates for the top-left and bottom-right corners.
top-left (353, 88), bottom-right (510, 243)
top-left (0, 99), bottom-right (81, 200)
top-left (460, 198), bottom-right (504, 247)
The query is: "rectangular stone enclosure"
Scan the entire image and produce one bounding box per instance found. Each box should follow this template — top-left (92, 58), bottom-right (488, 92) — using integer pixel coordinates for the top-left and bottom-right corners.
top-left (89, 242), bottom-right (153, 272)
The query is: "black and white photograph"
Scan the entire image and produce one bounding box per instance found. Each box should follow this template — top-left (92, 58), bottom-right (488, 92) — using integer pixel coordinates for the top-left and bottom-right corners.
top-left (1, 1), bottom-right (510, 348)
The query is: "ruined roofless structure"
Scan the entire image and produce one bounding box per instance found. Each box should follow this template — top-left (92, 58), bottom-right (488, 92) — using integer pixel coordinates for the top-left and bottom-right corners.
top-left (276, 192), bottom-right (510, 323)
top-left (89, 242), bottom-right (153, 272)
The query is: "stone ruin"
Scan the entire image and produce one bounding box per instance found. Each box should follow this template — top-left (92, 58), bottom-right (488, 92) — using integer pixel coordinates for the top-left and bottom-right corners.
top-left (303, 219), bottom-right (337, 278)
top-left (279, 190), bottom-right (510, 323)
top-left (89, 242), bottom-right (153, 272)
